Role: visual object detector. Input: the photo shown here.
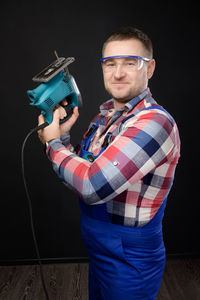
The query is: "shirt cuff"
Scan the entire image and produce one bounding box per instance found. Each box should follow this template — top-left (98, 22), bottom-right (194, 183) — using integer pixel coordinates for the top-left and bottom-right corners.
top-left (46, 139), bottom-right (65, 159)
top-left (60, 132), bottom-right (70, 146)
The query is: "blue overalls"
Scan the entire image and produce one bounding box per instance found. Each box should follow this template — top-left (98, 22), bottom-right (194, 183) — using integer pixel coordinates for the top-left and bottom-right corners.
top-left (79, 106), bottom-right (172, 300)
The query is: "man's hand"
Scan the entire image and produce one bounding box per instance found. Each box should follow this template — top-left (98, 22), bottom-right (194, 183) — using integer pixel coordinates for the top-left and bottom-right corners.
top-left (38, 104), bottom-right (79, 144)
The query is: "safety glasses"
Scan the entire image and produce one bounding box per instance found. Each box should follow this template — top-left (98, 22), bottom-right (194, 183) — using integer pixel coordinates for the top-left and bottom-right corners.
top-left (100, 55), bottom-right (151, 72)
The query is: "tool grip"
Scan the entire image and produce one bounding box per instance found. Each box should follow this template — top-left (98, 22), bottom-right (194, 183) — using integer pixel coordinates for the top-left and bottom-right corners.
top-left (59, 104), bottom-right (74, 124)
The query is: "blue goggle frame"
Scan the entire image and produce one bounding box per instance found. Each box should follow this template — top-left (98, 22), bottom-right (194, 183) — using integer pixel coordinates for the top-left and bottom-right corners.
top-left (100, 55), bottom-right (151, 62)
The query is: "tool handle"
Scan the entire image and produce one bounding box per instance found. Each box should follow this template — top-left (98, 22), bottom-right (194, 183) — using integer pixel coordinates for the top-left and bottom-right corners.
top-left (59, 104), bottom-right (74, 124)
top-left (43, 103), bottom-right (75, 125)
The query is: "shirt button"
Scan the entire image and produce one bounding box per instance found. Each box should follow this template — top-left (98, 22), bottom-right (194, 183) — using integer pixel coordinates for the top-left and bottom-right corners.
top-left (113, 161), bottom-right (118, 166)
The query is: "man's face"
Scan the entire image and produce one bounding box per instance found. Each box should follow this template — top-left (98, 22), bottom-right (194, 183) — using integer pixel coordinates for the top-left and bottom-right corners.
top-left (102, 39), bottom-right (155, 108)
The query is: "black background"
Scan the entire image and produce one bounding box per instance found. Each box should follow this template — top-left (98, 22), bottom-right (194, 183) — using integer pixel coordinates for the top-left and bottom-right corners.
top-left (0, 1), bottom-right (199, 263)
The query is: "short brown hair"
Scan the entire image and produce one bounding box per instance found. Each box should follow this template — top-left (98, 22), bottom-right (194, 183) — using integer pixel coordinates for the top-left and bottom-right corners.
top-left (102, 26), bottom-right (153, 58)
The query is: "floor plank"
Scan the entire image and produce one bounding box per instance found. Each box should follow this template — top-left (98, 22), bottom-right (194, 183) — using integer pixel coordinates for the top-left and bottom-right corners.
top-left (156, 258), bottom-right (200, 300)
top-left (0, 258), bottom-right (199, 299)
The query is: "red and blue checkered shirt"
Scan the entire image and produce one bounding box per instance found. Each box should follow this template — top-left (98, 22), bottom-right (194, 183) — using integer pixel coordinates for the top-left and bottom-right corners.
top-left (46, 88), bottom-right (180, 227)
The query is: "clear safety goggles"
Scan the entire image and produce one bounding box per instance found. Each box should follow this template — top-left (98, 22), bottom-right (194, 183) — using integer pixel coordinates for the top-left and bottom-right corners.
top-left (100, 55), bottom-right (151, 72)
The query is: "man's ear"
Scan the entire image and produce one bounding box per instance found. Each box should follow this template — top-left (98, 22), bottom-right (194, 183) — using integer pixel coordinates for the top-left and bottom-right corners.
top-left (147, 59), bottom-right (156, 79)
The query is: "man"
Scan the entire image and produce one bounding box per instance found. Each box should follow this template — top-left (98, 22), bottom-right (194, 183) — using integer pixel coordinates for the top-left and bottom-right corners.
top-left (38, 27), bottom-right (180, 300)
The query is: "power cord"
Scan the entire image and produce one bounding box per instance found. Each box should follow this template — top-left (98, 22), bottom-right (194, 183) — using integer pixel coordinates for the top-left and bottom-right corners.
top-left (21, 122), bottom-right (50, 300)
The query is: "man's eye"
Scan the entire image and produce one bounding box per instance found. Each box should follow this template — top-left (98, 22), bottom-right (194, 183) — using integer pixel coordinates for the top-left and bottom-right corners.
top-left (106, 63), bottom-right (115, 67)
top-left (126, 60), bottom-right (137, 66)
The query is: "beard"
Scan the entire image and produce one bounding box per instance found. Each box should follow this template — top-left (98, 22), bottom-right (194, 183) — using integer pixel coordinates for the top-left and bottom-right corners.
top-left (106, 85), bottom-right (139, 104)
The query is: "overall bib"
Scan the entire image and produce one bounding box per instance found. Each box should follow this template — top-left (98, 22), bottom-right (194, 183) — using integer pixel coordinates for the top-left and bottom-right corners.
top-left (79, 106), bottom-right (172, 300)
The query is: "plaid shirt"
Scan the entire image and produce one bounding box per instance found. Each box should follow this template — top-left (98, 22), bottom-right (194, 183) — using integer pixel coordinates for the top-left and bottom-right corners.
top-left (47, 88), bottom-right (180, 227)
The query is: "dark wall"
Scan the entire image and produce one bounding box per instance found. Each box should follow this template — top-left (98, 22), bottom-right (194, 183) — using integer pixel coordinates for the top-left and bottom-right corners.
top-left (0, 1), bottom-right (199, 263)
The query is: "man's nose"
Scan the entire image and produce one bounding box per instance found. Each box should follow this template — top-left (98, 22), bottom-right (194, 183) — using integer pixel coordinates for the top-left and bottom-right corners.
top-left (113, 64), bottom-right (126, 79)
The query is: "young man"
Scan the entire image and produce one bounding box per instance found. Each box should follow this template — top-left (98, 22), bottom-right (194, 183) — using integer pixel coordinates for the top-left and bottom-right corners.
top-left (38, 27), bottom-right (180, 300)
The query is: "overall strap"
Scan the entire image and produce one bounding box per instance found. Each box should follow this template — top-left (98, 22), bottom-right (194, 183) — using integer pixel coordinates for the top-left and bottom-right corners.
top-left (83, 123), bottom-right (98, 151)
top-left (119, 105), bottom-right (174, 129)
top-left (144, 105), bottom-right (174, 125)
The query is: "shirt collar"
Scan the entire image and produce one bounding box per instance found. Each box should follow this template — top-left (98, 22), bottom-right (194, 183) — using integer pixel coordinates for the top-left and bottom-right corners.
top-left (100, 88), bottom-right (152, 115)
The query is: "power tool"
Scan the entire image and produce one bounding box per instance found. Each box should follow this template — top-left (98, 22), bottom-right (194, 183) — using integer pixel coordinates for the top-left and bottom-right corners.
top-left (27, 51), bottom-right (82, 127)
top-left (23, 51), bottom-right (82, 300)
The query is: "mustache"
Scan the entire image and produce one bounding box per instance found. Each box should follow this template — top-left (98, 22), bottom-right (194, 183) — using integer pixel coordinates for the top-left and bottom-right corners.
top-left (111, 81), bottom-right (129, 84)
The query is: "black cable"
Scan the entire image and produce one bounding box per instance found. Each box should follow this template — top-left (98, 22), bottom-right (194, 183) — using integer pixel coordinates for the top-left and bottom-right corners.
top-left (21, 122), bottom-right (50, 300)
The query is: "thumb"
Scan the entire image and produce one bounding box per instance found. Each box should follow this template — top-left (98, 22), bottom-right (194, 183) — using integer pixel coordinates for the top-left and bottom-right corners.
top-left (52, 108), bottom-right (60, 124)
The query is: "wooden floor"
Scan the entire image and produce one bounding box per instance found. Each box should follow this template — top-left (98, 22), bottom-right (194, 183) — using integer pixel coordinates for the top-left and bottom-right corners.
top-left (0, 258), bottom-right (199, 299)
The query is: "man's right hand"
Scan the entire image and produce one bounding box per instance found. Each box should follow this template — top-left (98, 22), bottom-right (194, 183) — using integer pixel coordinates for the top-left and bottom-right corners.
top-left (37, 103), bottom-right (79, 144)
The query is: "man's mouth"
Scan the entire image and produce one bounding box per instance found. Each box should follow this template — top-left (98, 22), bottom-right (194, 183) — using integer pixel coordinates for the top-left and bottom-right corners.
top-left (111, 82), bottom-right (129, 88)
top-left (112, 82), bottom-right (129, 84)
top-left (112, 82), bottom-right (128, 85)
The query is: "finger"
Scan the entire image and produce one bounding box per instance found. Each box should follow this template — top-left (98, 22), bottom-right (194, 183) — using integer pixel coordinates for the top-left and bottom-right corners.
top-left (60, 106), bottom-right (67, 119)
top-left (38, 114), bottom-right (45, 125)
top-left (68, 107), bottom-right (79, 125)
top-left (55, 105), bottom-right (67, 120)
top-left (73, 106), bottom-right (79, 117)
top-left (72, 107), bottom-right (79, 120)
top-left (61, 99), bottom-right (68, 106)
top-left (52, 108), bottom-right (61, 123)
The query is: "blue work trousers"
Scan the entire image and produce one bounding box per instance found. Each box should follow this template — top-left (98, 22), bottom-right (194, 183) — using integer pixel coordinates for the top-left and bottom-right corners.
top-left (80, 203), bottom-right (166, 300)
